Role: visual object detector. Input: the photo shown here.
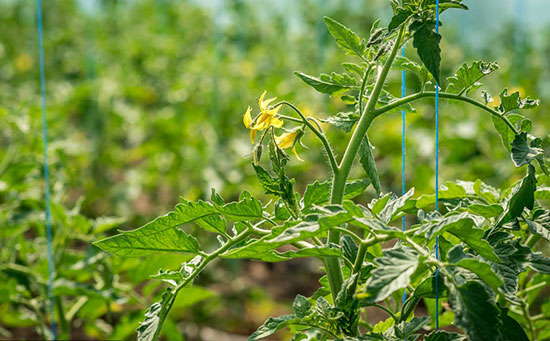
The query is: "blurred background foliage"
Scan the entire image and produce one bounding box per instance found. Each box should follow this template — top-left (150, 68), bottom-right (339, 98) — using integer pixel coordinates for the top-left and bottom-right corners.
top-left (0, 0), bottom-right (549, 339)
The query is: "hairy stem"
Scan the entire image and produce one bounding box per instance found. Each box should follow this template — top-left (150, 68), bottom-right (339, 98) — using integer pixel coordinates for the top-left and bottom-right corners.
top-left (152, 228), bottom-right (254, 340)
top-left (372, 91), bottom-right (519, 134)
top-left (324, 25), bottom-right (407, 298)
top-left (276, 101), bottom-right (339, 174)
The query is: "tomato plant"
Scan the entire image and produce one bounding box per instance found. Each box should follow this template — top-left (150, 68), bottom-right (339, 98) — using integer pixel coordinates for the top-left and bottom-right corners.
top-left (96, 1), bottom-right (550, 340)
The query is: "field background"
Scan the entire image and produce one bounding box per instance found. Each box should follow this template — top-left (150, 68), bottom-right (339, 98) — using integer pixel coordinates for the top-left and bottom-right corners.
top-left (1, 0), bottom-right (549, 339)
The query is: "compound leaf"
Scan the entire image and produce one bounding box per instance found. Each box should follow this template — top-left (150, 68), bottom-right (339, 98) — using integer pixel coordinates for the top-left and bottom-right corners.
top-left (446, 60), bottom-right (499, 95)
top-left (365, 247), bottom-right (420, 303)
top-left (320, 112), bottom-right (359, 132)
top-left (324, 17), bottom-right (366, 58)
top-left (248, 315), bottom-right (297, 341)
top-left (295, 71), bottom-right (357, 95)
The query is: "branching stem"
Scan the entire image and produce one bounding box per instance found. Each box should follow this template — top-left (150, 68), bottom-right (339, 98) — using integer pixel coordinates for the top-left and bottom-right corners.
top-left (276, 101), bottom-right (340, 174)
top-left (324, 25), bottom-right (407, 299)
top-left (372, 91), bottom-right (519, 134)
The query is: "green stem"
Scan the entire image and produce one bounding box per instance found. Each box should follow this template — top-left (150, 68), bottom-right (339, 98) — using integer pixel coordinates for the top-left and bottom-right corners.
top-left (332, 226), bottom-right (363, 245)
top-left (151, 228), bottom-right (253, 340)
top-left (352, 242), bottom-right (368, 275)
top-left (372, 91), bottom-right (519, 134)
top-left (520, 301), bottom-right (537, 341)
top-left (373, 303), bottom-right (399, 322)
top-left (526, 234), bottom-right (541, 249)
top-left (519, 280), bottom-right (550, 296)
top-left (276, 101), bottom-right (339, 174)
top-left (55, 296), bottom-right (68, 338)
top-left (325, 25), bottom-right (407, 299)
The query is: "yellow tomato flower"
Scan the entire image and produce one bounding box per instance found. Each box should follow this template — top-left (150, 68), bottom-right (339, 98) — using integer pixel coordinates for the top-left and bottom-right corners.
top-left (243, 106), bottom-right (256, 144)
top-left (243, 91), bottom-right (284, 144)
top-left (253, 90), bottom-right (283, 130)
top-left (275, 129), bottom-right (304, 161)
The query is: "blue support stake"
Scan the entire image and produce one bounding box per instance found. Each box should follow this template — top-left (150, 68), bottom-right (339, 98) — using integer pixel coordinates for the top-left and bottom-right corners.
top-left (435, 0), bottom-right (440, 331)
top-left (36, 0), bottom-right (56, 339)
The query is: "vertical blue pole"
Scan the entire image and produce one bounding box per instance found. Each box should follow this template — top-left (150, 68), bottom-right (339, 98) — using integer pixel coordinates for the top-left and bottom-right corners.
top-left (401, 45), bottom-right (407, 305)
top-left (36, 0), bottom-right (56, 339)
top-left (434, 0), bottom-right (440, 332)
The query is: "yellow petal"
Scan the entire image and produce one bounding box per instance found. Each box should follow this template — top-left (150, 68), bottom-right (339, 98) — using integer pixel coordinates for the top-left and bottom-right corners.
top-left (262, 96), bottom-right (277, 108)
top-left (269, 104), bottom-right (282, 115)
top-left (270, 117), bottom-right (284, 128)
top-left (243, 106), bottom-right (253, 128)
top-left (276, 131), bottom-right (298, 149)
top-left (292, 146), bottom-right (303, 161)
top-left (250, 129), bottom-right (257, 144)
top-left (258, 90), bottom-right (267, 109)
top-left (253, 113), bottom-right (270, 130)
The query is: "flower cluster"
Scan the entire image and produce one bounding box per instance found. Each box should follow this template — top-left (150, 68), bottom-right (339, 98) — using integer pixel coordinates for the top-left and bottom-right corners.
top-left (243, 90), bottom-right (305, 160)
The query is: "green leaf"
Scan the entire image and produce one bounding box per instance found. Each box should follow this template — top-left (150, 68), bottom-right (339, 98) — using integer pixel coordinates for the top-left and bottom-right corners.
top-left (223, 238), bottom-right (341, 262)
top-left (295, 71), bottom-right (357, 95)
top-left (496, 164), bottom-right (537, 227)
top-left (499, 308), bottom-right (529, 341)
top-left (496, 88), bottom-right (540, 113)
top-left (210, 188), bottom-right (225, 206)
top-left (252, 164), bottom-right (282, 195)
top-left (293, 295), bottom-right (312, 319)
top-left (425, 331), bottom-right (466, 341)
top-left (342, 62), bottom-right (364, 76)
top-left (365, 247), bottom-right (420, 303)
top-left (447, 218), bottom-right (500, 263)
top-left (393, 56), bottom-right (432, 87)
top-left (335, 274), bottom-right (360, 335)
top-left (410, 18), bottom-right (441, 84)
top-left (195, 215), bottom-right (226, 235)
top-left (447, 245), bottom-right (503, 291)
top-left (510, 132), bottom-right (544, 168)
top-left (395, 316), bottom-right (431, 338)
top-left (222, 214), bottom-right (348, 261)
top-left (94, 203), bottom-right (203, 257)
top-left (388, 9), bottom-right (413, 31)
top-left (492, 113), bottom-right (527, 151)
top-left (341, 95), bottom-right (357, 105)
top-left (342, 235), bottom-right (359, 265)
top-left (526, 210), bottom-right (550, 242)
top-left (302, 179), bottom-right (370, 210)
top-left (433, 1), bottom-right (469, 12)
top-left (415, 212), bottom-right (476, 241)
top-left (446, 60), bottom-right (499, 95)
top-left (401, 274), bottom-right (447, 322)
top-left (378, 188), bottom-right (416, 224)
top-left (248, 314), bottom-right (297, 341)
top-left (320, 112), bottom-right (359, 132)
top-left (450, 281), bottom-right (502, 341)
top-left (464, 203), bottom-right (503, 218)
top-left (137, 289), bottom-right (173, 341)
top-left (416, 180), bottom-right (473, 209)
top-left (216, 191), bottom-right (264, 221)
top-left (473, 179), bottom-right (500, 203)
top-left (324, 17), bottom-right (366, 58)
top-left (359, 136), bottom-right (381, 196)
